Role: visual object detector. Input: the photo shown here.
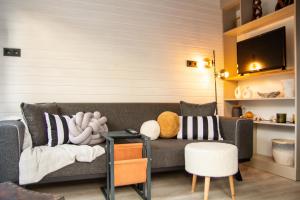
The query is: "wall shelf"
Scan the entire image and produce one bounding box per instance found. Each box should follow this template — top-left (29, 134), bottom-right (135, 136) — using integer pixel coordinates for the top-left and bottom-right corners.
top-left (225, 97), bottom-right (295, 101)
top-left (222, 1), bottom-right (299, 180)
top-left (245, 154), bottom-right (296, 180)
top-left (224, 4), bottom-right (295, 36)
top-left (254, 121), bottom-right (295, 127)
top-left (225, 69), bottom-right (295, 81)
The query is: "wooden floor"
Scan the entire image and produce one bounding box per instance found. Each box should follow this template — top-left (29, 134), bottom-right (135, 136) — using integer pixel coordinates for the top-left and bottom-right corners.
top-left (30, 165), bottom-right (300, 200)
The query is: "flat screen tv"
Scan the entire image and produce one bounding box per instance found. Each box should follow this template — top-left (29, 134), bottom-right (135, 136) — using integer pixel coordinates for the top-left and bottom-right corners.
top-left (237, 27), bottom-right (286, 75)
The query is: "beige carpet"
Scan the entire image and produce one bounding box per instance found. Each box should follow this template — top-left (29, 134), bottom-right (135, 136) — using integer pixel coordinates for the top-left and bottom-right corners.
top-left (30, 165), bottom-right (300, 200)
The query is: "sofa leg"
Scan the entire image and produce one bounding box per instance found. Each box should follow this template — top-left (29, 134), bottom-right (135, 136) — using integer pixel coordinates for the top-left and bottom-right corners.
top-left (235, 168), bottom-right (243, 181)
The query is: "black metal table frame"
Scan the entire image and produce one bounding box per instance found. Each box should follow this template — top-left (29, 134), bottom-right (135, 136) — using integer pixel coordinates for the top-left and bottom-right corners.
top-left (101, 132), bottom-right (152, 200)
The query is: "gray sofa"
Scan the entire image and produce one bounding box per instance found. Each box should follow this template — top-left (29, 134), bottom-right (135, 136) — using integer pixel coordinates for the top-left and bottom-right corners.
top-left (0, 103), bottom-right (253, 184)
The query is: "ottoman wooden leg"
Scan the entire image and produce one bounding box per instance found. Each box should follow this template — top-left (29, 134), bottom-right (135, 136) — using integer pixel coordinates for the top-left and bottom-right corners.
top-left (204, 176), bottom-right (210, 200)
top-left (229, 175), bottom-right (236, 200)
top-left (192, 175), bottom-right (197, 192)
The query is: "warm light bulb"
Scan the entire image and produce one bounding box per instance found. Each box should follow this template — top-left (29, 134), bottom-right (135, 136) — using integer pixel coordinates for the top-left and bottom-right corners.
top-left (249, 62), bottom-right (263, 71)
top-left (218, 69), bottom-right (229, 79)
top-left (203, 58), bottom-right (212, 68)
top-left (224, 71), bottom-right (229, 78)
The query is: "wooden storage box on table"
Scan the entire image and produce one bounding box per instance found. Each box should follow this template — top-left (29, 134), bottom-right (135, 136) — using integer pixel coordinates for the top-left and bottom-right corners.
top-left (114, 143), bottom-right (147, 187)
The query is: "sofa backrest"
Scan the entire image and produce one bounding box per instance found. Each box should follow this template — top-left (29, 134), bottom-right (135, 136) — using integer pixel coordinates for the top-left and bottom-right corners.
top-left (57, 103), bottom-right (180, 131)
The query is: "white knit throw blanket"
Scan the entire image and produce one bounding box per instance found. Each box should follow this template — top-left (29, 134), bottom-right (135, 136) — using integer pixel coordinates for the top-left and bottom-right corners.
top-left (19, 144), bottom-right (105, 185)
top-left (19, 111), bottom-right (108, 185)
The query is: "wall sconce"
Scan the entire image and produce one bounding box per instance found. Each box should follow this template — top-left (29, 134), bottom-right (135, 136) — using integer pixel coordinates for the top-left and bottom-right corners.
top-left (203, 58), bottom-right (212, 68)
top-left (186, 58), bottom-right (229, 78)
top-left (218, 69), bottom-right (230, 79)
top-left (202, 57), bottom-right (229, 79)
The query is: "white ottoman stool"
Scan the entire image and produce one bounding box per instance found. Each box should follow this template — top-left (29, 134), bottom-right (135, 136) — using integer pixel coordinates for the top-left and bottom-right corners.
top-left (185, 142), bottom-right (238, 200)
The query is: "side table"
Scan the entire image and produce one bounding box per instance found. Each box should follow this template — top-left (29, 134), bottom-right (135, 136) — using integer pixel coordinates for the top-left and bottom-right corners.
top-left (101, 131), bottom-right (152, 200)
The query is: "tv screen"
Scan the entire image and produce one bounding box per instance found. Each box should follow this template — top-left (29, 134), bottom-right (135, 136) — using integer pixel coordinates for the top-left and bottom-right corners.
top-left (237, 27), bottom-right (286, 75)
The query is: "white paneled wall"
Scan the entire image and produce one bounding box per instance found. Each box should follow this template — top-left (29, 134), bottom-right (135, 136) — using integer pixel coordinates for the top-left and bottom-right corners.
top-left (0, 0), bottom-right (224, 119)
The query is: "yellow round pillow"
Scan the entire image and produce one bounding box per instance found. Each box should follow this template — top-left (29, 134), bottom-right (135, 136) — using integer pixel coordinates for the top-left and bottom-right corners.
top-left (157, 111), bottom-right (180, 138)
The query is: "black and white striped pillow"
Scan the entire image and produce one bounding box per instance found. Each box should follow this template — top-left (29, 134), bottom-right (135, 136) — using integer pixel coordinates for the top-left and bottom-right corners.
top-left (44, 112), bottom-right (71, 147)
top-left (177, 116), bottom-right (223, 140)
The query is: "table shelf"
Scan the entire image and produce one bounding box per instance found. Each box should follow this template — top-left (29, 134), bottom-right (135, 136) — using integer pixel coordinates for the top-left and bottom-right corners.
top-left (225, 97), bottom-right (295, 101)
top-left (253, 120), bottom-right (295, 127)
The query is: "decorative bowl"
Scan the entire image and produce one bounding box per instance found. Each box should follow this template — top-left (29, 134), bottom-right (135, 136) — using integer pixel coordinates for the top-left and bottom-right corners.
top-left (257, 91), bottom-right (280, 98)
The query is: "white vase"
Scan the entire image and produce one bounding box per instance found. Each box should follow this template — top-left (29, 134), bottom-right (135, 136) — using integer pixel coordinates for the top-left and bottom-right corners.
top-left (234, 86), bottom-right (241, 99)
top-left (242, 87), bottom-right (252, 99)
top-left (281, 79), bottom-right (295, 98)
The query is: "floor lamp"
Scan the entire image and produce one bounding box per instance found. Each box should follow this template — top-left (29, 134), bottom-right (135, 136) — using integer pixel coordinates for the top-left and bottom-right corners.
top-left (203, 50), bottom-right (229, 115)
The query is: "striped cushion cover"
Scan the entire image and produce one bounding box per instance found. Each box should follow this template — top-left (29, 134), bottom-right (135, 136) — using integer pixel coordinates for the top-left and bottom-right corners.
top-left (177, 116), bottom-right (223, 140)
top-left (44, 112), bottom-right (71, 147)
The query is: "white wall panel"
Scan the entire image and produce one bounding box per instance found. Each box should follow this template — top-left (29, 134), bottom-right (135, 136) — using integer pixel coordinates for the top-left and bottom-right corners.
top-left (0, 0), bottom-right (224, 119)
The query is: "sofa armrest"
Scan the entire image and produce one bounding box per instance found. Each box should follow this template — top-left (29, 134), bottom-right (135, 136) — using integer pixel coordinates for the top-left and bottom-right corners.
top-left (219, 117), bottom-right (253, 161)
top-left (0, 120), bottom-right (25, 183)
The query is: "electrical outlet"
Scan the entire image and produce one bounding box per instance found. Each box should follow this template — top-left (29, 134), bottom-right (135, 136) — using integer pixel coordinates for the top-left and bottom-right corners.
top-left (186, 60), bottom-right (197, 68)
top-left (3, 48), bottom-right (21, 57)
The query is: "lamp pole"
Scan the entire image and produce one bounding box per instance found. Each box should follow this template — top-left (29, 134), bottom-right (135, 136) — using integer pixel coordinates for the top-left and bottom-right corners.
top-left (212, 50), bottom-right (218, 115)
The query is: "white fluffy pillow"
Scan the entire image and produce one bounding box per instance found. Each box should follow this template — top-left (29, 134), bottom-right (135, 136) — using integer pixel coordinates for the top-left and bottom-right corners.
top-left (140, 120), bottom-right (160, 140)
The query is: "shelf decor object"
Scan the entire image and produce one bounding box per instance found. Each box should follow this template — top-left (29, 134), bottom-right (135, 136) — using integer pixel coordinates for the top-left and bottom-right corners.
top-left (241, 87), bottom-right (253, 99)
top-left (252, 0), bottom-right (263, 20)
top-left (234, 86), bottom-right (242, 99)
top-left (236, 9), bottom-right (241, 26)
top-left (282, 79), bottom-right (295, 98)
top-left (257, 91), bottom-right (280, 98)
top-left (275, 0), bottom-right (294, 11)
top-left (272, 139), bottom-right (295, 166)
top-left (276, 113), bottom-right (287, 123)
top-left (243, 111), bottom-right (254, 119)
top-left (232, 105), bottom-right (243, 117)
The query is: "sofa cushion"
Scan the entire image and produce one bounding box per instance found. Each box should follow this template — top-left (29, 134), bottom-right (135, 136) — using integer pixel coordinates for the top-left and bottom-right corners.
top-left (21, 103), bottom-right (59, 146)
top-left (57, 103), bottom-right (180, 132)
top-left (151, 139), bottom-right (194, 169)
top-left (44, 113), bottom-right (72, 147)
top-left (150, 139), bottom-right (234, 169)
top-left (140, 120), bottom-right (160, 140)
top-left (157, 111), bottom-right (180, 139)
top-left (180, 101), bottom-right (216, 116)
top-left (44, 154), bottom-right (107, 181)
top-left (177, 116), bottom-right (223, 141)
